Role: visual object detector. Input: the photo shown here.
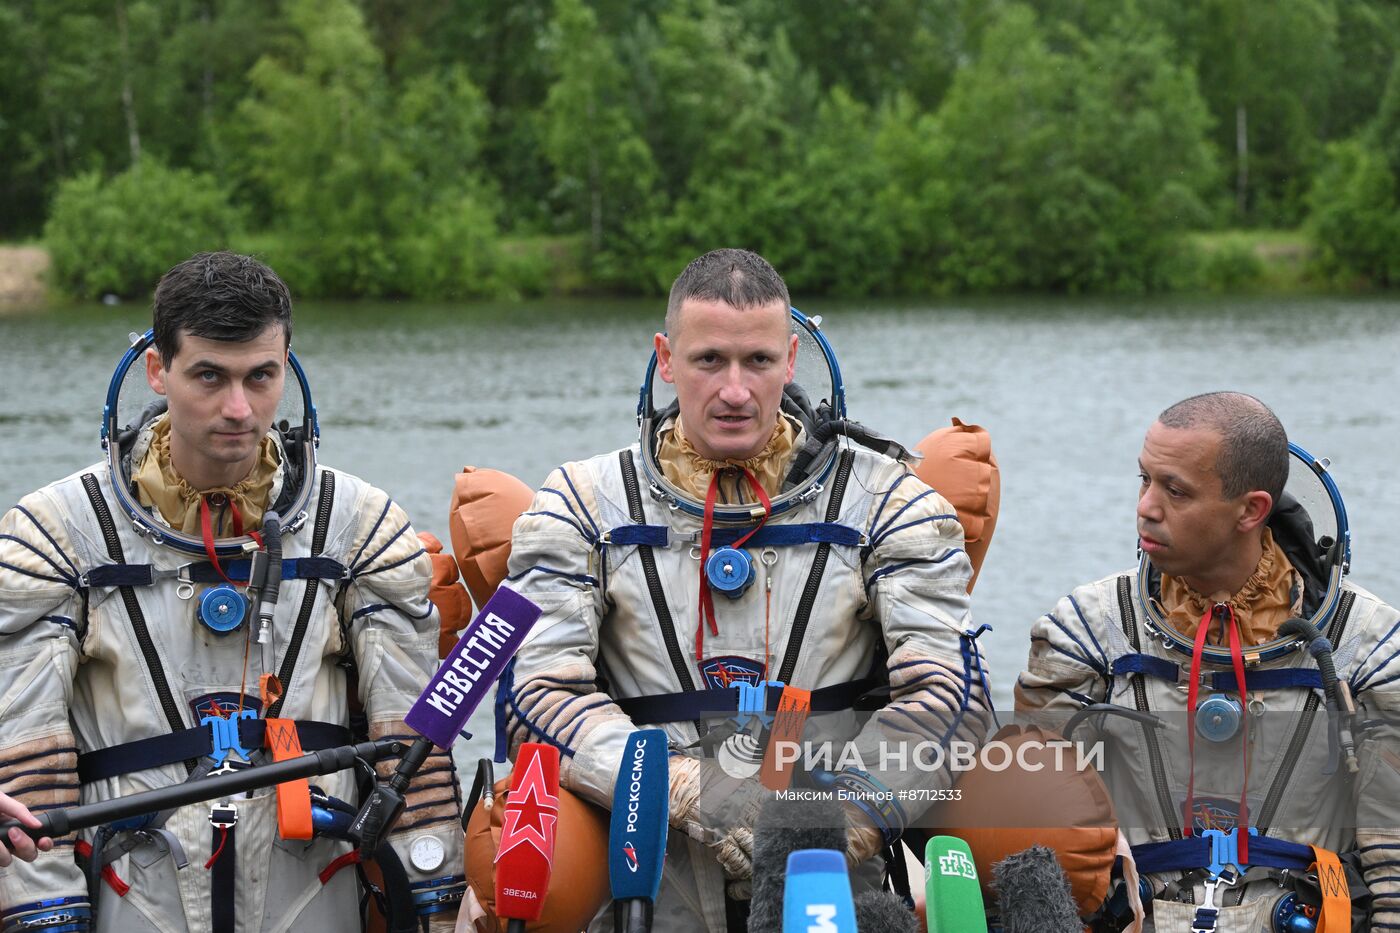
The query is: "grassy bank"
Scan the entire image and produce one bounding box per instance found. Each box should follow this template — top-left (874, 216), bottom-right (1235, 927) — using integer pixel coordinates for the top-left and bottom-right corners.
top-left (1187, 229), bottom-right (1317, 292)
top-left (0, 245), bottom-right (49, 312)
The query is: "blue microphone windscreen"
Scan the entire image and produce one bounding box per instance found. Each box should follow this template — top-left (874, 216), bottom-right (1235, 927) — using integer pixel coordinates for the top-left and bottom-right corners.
top-left (783, 849), bottom-right (856, 933)
top-left (608, 728), bottom-right (670, 901)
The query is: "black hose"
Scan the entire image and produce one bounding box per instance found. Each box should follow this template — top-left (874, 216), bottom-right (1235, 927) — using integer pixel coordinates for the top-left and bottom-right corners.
top-left (1063, 703), bottom-right (1167, 741)
top-left (314, 806), bottom-right (418, 933)
top-left (1279, 617), bottom-right (1358, 773)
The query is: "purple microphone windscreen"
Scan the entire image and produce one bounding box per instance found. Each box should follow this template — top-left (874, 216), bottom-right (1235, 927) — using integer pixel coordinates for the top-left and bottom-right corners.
top-left (404, 585), bottom-right (541, 749)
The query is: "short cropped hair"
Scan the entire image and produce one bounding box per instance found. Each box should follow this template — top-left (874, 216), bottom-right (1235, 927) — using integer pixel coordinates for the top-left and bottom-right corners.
top-left (665, 248), bottom-right (790, 337)
top-left (153, 251), bottom-right (292, 365)
top-left (1158, 392), bottom-right (1289, 505)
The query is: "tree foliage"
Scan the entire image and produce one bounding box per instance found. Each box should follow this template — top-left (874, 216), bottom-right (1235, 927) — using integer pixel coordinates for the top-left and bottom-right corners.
top-left (2, 0), bottom-right (1397, 297)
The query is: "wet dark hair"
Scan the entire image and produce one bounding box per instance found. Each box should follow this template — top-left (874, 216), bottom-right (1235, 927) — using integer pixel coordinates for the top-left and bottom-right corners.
top-left (1158, 391), bottom-right (1289, 505)
top-left (665, 248), bottom-right (790, 336)
top-left (152, 251), bottom-right (292, 366)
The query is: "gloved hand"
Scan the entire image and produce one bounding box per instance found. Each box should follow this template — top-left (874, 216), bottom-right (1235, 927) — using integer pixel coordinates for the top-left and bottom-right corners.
top-left (843, 803), bottom-right (884, 867)
top-left (668, 757), bottom-right (770, 881)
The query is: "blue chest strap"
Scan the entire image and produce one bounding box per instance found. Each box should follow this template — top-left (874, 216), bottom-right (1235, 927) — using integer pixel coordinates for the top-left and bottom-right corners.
top-left (614, 676), bottom-right (883, 725)
top-left (77, 719), bottom-right (353, 784)
top-left (1111, 654), bottom-right (1324, 692)
top-left (82, 556), bottom-right (347, 589)
top-left (1132, 832), bottom-right (1314, 875)
top-left (604, 522), bottom-right (864, 550)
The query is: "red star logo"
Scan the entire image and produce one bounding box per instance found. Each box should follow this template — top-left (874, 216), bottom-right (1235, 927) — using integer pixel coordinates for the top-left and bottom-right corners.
top-left (495, 750), bottom-right (560, 863)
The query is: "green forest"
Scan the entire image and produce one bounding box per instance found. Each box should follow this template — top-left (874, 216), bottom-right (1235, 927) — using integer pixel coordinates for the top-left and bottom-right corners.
top-left (4, 0), bottom-right (1400, 300)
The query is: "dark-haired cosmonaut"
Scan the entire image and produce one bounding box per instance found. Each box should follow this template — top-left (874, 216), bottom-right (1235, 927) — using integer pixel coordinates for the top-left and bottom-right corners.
top-left (0, 253), bottom-right (462, 932)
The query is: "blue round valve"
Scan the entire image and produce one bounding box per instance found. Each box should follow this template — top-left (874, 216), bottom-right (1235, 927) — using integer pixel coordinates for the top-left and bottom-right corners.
top-left (1196, 694), bottom-right (1243, 743)
top-left (705, 547), bottom-right (755, 599)
top-left (1270, 893), bottom-right (1316, 932)
top-left (198, 584), bottom-right (247, 634)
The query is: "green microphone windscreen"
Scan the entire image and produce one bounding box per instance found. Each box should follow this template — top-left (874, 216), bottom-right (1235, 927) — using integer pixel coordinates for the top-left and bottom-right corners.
top-left (923, 835), bottom-right (987, 933)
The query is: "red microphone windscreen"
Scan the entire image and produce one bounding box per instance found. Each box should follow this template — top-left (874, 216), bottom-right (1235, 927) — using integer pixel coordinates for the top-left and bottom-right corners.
top-left (495, 743), bottom-right (561, 921)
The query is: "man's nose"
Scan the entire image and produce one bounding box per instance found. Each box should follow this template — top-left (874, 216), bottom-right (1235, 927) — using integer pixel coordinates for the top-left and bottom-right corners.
top-left (1137, 486), bottom-right (1162, 523)
top-left (222, 383), bottom-right (252, 422)
top-left (717, 365), bottom-right (749, 405)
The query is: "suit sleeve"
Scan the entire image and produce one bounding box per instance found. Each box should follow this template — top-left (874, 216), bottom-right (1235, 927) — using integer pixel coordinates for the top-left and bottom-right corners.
top-left (497, 462), bottom-right (636, 808)
top-left (0, 491), bottom-right (88, 910)
top-left (1346, 596), bottom-right (1400, 928)
top-left (340, 486), bottom-right (464, 904)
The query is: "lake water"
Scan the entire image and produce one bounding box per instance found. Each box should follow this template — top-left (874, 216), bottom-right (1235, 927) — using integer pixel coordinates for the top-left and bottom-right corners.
top-left (3, 294), bottom-right (1399, 762)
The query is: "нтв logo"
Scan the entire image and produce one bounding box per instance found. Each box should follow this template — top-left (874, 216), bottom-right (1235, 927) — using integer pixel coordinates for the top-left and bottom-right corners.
top-left (938, 850), bottom-right (977, 880)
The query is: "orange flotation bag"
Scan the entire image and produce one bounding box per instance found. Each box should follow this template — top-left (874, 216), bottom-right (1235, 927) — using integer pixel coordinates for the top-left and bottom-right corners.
top-left (922, 724), bottom-right (1118, 916)
top-left (448, 466), bottom-right (537, 609)
top-left (911, 418), bottom-right (999, 592)
top-left (463, 777), bottom-right (611, 931)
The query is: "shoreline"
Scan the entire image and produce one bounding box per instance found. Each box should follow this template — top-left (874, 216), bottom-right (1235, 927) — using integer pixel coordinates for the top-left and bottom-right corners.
top-left (0, 246), bottom-right (49, 313)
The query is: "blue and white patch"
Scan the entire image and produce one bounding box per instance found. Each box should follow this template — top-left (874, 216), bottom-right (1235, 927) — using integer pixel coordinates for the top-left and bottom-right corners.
top-left (699, 656), bottom-right (765, 691)
top-left (1184, 797), bottom-right (1240, 835)
top-left (190, 692), bottom-right (262, 721)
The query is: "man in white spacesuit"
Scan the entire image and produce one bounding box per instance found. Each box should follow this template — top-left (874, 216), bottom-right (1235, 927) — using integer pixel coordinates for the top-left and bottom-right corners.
top-left (0, 252), bottom-right (462, 931)
top-left (499, 249), bottom-right (992, 932)
top-left (1017, 392), bottom-right (1400, 931)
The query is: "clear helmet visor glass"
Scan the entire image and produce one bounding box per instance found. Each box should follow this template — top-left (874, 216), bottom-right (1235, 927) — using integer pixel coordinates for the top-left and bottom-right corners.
top-left (103, 330), bottom-right (319, 555)
top-left (637, 308), bottom-right (847, 519)
top-left (1139, 441), bottom-right (1351, 660)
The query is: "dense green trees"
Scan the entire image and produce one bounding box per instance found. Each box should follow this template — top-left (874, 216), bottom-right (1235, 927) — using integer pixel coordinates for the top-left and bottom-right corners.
top-left (2, 0), bottom-right (1396, 297)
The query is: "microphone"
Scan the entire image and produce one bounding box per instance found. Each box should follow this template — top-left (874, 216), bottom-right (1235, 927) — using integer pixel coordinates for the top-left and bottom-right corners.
top-left (853, 890), bottom-right (920, 933)
top-left (610, 729), bottom-right (669, 933)
top-left (992, 845), bottom-right (1081, 933)
top-left (923, 835), bottom-right (987, 933)
top-left (496, 742), bottom-right (562, 933)
top-left (782, 850), bottom-right (856, 933)
top-left (748, 789), bottom-right (847, 933)
top-left (351, 585), bottom-right (542, 853)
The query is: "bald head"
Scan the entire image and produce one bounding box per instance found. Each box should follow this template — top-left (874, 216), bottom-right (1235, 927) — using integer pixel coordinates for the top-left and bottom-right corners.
top-left (1157, 392), bottom-right (1288, 505)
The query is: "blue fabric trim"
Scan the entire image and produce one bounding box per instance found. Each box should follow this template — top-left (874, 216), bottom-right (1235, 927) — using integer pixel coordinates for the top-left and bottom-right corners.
top-left (870, 513), bottom-right (959, 547)
top-left (869, 488), bottom-right (937, 544)
top-left (537, 487), bottom-right (593, 542)
top-left (557, 699), bottom-right (617, 747)
top-left (350, 520), bottom-right (413, 576)
top-left (521, 509), bottom-right (587, 538)
top-left (15, 505), bottom-right (79, 576)
top-left (1111, 654), bottom-right (1324, 691)
top-left (348, 499), bottom-right (392, 570)
top-left (1066, 595), bottom-right (1110, 672)
top-left (0, 746), bottom-right (79, 770)
top-left (1042, 609), bottom-right (1109, 676)
top-left (1030, 635), bottom-right (1100, 673)
top-left (865, 550), bottom-right (964, 594)
top-left (351, 603), bottom-right (393, 621)
top-left (559, 469), bottom-right (600, 542)
top-left (0, 559), bottom-right (73, 588)
top-left (351, 547), bottom-right (424, 580)
top-left (865, 473), bottom-right (916, 545)
top-left (39, 615), bottom-right (76, 632)
top-left (506, 565), bottom-right (599, 588)
top-left (0, 534), bottom-right (79, 588)
top-left (605, 522), bottom-right (864, 549)
top-left (84, 557), bottom-right (345, 588)
top-left (1131, 835), bottom-right (1313, 874)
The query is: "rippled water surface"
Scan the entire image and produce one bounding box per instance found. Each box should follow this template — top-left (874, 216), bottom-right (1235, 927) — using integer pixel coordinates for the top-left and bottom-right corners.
top-left (3, 295), bottom-right (1399, 759)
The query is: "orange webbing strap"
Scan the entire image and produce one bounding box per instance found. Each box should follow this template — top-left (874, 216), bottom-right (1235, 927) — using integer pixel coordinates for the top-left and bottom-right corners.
top-left (759, 687), bottom-right (812, 791)
top-left (264, 718), bottom-right (313, 840)
top-left (1309, 845), bottom-right (1350, 932)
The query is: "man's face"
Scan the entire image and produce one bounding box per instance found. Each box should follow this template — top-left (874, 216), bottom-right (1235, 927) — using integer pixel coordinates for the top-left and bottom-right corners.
top-left (1136, 421), bottom-right (1252, 584)
top-left (145, 326), bottom-right (287, 488)
top-left (654, 298), bottom-right (797, 462)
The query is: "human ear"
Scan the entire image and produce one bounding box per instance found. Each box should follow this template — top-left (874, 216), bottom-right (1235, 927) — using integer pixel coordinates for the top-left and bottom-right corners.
top-left (1238, 490), bottom-right (1273, 533)
top-left (655, 333), bottom-right (675, 384)
top-left (145, 347), bottom-right (168, 396)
